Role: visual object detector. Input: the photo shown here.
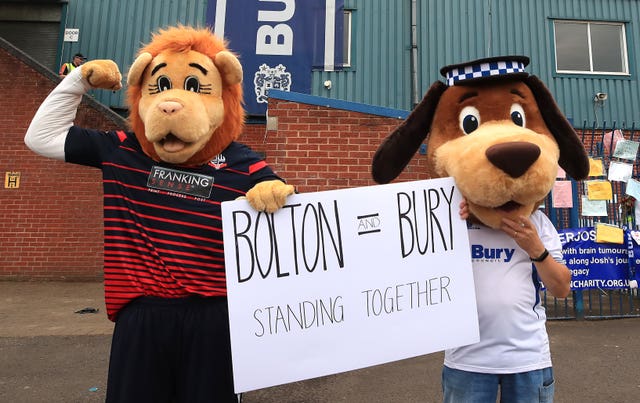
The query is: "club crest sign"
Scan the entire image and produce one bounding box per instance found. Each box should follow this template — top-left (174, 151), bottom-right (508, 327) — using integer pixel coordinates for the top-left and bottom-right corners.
top-left (207, 0), bottom-right (344, 115)
top-left (254, 64), bottom-right (292, 104)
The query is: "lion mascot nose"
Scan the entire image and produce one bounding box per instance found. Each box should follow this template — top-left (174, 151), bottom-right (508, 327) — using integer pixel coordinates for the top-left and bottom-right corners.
top-left (158, 101), bottom-right (183, 115)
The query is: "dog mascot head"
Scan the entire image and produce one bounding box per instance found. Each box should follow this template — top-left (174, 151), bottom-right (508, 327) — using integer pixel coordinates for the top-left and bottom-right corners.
top-left (372, 56), bottom-right (589, 228)
top-left (125, 25), bottom-right (244, 166)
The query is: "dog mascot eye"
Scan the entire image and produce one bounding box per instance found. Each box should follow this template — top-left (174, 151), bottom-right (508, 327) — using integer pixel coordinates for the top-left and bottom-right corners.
top-left (157, 76), bottom-right (172, 92)
top-left (184, 76), bottom-right (200, 92)
top-left (459, 106), bottom-right (481, 134)
top-left (510, 103), bottom-right (526, 127)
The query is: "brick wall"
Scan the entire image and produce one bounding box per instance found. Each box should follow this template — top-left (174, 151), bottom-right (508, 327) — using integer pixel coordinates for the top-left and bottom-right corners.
top-left (1, 39), bottom-right (424, 280)
top-left (240, 98), bottom-right (428, 194)
top-left (0, 41), bottom-right (127, 280)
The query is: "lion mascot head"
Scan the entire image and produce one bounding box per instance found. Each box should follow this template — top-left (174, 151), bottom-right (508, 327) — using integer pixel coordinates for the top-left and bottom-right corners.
top-left (125, 25), bottom-right (244, 166)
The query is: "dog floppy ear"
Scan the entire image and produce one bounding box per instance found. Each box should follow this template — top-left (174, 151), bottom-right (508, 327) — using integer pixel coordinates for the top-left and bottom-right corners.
top-left (525, 75), bottom-right (590, 180)
top-left (372, 81), bottom-right (447, 184)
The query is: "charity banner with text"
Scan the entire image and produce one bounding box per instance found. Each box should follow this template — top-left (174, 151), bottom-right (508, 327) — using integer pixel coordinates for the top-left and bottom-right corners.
top-left (222, 178), bottom-right (479, 393)
top-left (559, 227), bottom-right (633, 289)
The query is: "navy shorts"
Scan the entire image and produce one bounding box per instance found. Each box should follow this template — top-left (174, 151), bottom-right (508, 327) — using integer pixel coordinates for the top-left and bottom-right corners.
top-left (105, 296), bottom-right (238, 403)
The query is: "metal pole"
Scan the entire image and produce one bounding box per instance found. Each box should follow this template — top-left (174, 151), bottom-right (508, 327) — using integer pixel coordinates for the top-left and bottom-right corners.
top-left (410, 0), bottom-right (419, 107)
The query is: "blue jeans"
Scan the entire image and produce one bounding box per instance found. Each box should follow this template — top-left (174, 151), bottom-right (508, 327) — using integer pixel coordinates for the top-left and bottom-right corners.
top-left (442, 366), bottom-right (555, 403)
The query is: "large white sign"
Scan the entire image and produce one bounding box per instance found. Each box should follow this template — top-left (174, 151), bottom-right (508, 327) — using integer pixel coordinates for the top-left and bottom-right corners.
top-left (222, 178), bottom-right (479, 393)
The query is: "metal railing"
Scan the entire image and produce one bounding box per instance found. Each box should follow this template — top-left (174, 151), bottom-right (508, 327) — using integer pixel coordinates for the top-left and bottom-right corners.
top-left (543, 121), bottom-right (640, 320)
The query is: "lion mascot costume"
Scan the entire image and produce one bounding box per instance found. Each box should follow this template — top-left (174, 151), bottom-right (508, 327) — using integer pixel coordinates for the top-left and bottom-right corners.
top-left (372, 56), bottom-right (589, 401)
top-left (25, 26), bottom-right (293, 402)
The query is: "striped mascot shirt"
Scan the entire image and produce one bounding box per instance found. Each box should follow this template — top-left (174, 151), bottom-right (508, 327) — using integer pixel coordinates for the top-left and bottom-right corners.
top-left (65, 127), bottom-right (281, 320)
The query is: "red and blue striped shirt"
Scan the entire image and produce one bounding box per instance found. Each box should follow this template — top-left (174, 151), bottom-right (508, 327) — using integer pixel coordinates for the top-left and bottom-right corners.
top-left (65, 127), bottom-right (280, 320)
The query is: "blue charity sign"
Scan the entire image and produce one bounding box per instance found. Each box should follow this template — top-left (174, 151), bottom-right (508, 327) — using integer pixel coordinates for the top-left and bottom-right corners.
top-left (626, 230), bottom-right (640, 285)
top-left (558, 227), bottom-right (630, 290)
top-left (206, 0), bottom-right (344, 116)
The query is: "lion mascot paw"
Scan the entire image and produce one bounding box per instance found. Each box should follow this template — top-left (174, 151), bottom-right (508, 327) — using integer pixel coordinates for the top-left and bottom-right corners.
top-left (81, 60), bottom-right (123, 91)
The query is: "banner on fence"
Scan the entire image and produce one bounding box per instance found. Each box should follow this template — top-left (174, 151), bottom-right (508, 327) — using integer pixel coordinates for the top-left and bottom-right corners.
top-left (221, 178), bottom-right (479, 392)
top-left (559, 227), bottom-right (631, 289)
top-left (626, 230), bottom-right (640, 286)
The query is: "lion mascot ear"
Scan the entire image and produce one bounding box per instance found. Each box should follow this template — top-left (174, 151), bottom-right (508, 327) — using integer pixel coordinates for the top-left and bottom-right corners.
top-left (214, 51), bottom-right (243, 86)
top-left (127, 52), bottom-right (153, 87)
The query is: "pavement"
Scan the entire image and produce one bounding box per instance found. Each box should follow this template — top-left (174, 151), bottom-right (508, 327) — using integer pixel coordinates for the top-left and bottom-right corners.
top-left (1, 281), bottom-right (640, 403)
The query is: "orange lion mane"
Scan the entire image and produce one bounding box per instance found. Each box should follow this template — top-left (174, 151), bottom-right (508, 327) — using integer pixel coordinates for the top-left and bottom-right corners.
top-left (126, 25), bottom-right (244, 163)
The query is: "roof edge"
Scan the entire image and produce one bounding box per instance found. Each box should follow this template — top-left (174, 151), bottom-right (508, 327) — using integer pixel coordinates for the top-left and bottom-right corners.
top-left (267, 89), bottom-right (410, 120)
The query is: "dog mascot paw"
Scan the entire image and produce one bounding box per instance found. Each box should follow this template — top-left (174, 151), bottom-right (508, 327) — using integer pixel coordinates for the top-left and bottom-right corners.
top-left (25, 25), bottom-right (292, 401)
top-left (372, 56), bottom-right (589, 228)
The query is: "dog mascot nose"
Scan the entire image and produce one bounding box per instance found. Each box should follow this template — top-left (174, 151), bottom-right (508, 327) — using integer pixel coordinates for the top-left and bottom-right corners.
top-left (485, 141), bottom-right (541, 178)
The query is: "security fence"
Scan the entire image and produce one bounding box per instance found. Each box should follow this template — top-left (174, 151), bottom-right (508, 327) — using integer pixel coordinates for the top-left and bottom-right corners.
top-left (542, 122), bottom-right (640, 320)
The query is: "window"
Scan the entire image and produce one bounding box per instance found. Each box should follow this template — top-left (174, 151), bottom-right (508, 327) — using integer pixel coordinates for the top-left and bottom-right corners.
top-left (312, 8), bottom-right (351, 70)
top-left (553, 20), bottom-right (628, 75)
top-left (342, 10), bottom-right (352, 67)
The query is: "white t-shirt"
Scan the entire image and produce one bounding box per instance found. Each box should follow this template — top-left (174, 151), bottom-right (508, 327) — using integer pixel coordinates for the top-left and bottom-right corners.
top-left (444, 210), bottom-right (563, 374)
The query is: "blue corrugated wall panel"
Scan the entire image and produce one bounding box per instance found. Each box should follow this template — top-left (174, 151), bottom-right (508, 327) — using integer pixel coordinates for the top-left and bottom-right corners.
top-left (312, 0), bottom-right (640, 125)
top-left (311, 0), bottom-right (412, 110)
top-left (61, 0), bottom-right (208, 110)
top-left (60, 0), bottom-right (640, 125)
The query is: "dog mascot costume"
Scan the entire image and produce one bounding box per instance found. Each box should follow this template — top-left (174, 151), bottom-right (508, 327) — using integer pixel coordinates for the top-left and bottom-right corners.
top-left (25, 26), bottom-right (294, 402)
top-left (372, 56), bottom-right (590, 401)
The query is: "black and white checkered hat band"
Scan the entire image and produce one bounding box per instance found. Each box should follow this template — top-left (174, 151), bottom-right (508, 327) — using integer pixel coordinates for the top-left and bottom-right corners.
top-left (444, 60), bottom-right (526, 86)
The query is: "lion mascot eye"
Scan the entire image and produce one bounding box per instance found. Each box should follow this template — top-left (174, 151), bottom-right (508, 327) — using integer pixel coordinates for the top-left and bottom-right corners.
top-left (157, 75), bottom-right (172, 92)
top-left (184, 76), bottom-right (200, 92)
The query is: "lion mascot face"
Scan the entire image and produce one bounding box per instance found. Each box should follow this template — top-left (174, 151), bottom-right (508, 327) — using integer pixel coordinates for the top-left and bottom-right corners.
top-left (125, 26), bottom-right (244, 166)
top-left (372, 56), bottom-right (590, 228)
